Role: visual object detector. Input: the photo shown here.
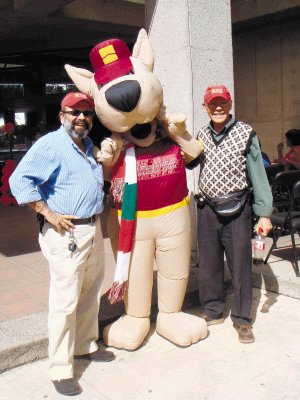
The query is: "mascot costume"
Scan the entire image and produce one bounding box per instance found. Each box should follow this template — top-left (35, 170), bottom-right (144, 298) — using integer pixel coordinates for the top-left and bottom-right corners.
top-left (65, 29), bottom-right (208, 350)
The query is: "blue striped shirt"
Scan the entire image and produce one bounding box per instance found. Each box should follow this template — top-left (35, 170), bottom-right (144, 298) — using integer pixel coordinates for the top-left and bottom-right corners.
top-left (9, 125), bottom-right (104, 218)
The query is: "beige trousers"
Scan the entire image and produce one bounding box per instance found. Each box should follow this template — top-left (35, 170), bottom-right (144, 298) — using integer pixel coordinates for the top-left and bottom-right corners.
top-left (39, 218), bottom-right (104, 381)
top-left (108, 204), bottom-right (191, 317)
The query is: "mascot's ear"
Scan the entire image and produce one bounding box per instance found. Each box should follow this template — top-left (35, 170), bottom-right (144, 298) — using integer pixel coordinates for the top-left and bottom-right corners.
top-left (132, 28), bottom-right (154, 72)
top-left (64, 64), bottom-right (94, 98)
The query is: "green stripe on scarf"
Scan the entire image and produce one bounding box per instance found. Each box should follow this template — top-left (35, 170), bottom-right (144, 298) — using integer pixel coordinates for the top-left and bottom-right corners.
top-left (121, 182), bottom-right (137, 221)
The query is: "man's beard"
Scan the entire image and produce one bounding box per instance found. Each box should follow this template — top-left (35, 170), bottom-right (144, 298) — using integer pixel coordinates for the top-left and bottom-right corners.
top-left (63, 118), bottom-right (92, 139)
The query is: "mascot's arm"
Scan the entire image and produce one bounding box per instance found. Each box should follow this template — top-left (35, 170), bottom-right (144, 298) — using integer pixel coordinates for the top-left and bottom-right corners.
top-left (158, 109), bottom-right (204, 164)
top-left (92, 133), bottom-right (123, 180)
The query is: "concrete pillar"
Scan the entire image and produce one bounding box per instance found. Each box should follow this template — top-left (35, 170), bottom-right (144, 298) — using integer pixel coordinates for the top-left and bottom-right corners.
top-left (146, 0), bottom-right (234, 266)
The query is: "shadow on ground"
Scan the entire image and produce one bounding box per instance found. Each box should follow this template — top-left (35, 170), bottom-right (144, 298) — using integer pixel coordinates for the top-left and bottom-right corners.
top-left (0, 204), bottom-right (40, 256)
top-left (0, 203), bottom-right (110, 257)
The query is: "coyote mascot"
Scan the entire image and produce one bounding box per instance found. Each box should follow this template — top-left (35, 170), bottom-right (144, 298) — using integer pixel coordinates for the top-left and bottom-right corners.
top-left (65, 29), bottom-right (207, 350)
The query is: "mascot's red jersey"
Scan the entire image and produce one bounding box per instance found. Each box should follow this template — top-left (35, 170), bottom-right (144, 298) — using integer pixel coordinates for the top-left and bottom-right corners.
top-left (110, 137), bottom-right (188, 212)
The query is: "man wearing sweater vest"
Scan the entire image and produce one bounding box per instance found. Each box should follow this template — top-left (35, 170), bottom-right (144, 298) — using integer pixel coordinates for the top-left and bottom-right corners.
top-left (194, 85), bottom-right (273, 343)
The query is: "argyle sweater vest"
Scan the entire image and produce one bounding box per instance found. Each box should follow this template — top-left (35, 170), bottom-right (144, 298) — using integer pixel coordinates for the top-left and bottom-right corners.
top-left (197, 121), bottom-right (253, 198)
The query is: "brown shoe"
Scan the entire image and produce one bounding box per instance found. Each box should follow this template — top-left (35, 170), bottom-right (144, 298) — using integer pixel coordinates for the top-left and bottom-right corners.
top-left (200, 313), bottom-right (224, 326)
top-left (75, 349), bottom-right (115, 362)
top-left (53, 378), bottom-right (81, 396)
top-left (233, 324), bottom-right (255, 344)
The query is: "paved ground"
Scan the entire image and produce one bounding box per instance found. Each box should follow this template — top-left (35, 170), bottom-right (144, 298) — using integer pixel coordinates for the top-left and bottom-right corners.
top-left (0, 203), bottom-right (115, 321)
top-left (2, 203), bottom-right (300, 399)
top-left (1, 288), bottom-right (300, 400)
top-left (1, 203), bottom-right (300, 322)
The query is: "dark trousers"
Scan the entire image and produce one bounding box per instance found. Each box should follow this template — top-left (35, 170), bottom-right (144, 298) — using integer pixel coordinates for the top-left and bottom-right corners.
top-left (197, 201), bottom-right (253, 326)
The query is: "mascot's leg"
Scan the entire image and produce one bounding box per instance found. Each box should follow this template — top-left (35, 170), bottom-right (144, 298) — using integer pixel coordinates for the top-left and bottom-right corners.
top-left (104, 215), bottom-right (155, 350)
top-left (155, 205), bottom-right (208, 346)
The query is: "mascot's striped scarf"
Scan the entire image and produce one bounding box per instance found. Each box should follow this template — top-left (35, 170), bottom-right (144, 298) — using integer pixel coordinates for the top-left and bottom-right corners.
top-left (108, 143), bottom-right (137, 304)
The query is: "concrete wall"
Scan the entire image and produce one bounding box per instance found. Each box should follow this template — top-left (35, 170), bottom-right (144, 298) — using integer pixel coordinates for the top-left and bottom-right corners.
top-left (232, 0), bottom-right (300, 23)
top-left (233, 19), bottom-right (300, 160)
top-left (146, 0), bottom-right (234, 191)
top-left (145, 0), bottom-right (234, 265)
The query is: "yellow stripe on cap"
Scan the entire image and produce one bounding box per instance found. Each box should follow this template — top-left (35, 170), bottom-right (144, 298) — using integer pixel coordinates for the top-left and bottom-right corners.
top-left (99, 45), bottom-right (118, 65)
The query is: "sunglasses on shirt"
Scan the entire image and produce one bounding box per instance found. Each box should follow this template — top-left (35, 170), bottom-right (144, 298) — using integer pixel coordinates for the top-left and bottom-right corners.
top-left (61, 110), bottom-right (94, 117)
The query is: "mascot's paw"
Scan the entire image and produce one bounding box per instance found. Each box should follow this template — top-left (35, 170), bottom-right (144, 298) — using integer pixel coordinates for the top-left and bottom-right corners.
top-left (156, 311), bottom-right (208, 347)
top-left (92, 134), bottom-right (123, 165)
top-left (103, 314), bottom-right (150, 350)
top-left (92, 145), bottom-right (102, 162)
top-left (166, 114), bottom-right (187, 138)
top-left (157, 104), bottom-right (186, 138)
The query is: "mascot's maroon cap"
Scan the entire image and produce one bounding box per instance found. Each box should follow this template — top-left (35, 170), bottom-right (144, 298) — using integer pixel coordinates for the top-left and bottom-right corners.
top-left (90, 38), bottom-right (133, 85)
top-left (204, 85), bottom-right (231, 104)
top-left (61, 92), bottom-right (94, 109)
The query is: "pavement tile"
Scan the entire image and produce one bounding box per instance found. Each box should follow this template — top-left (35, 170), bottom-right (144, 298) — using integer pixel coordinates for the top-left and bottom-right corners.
top-left (21, 262), bottom-right (49, 277)
top-left (0, 264), bottom-right (44, 282)
top-left (0, 257), bottom-right (19, 268)
top-left (10, 252), bottom-right (45, 266)
top-left (19, 282), bottom-right (49, 305)
top-left (0, 287), bottom-right (32, 305)
top-left (0, 297), bottom-right (47, 319)
top-left (1, 292), bottom-right (300, 400)
top-left (13, 274), bottom-right (48, 289)
top-left (251, 359), bottom-right (300, 400)
top-left (0, 312), bottom-right (7, 321)
top-left (0, 277), bottom-right (14, 290)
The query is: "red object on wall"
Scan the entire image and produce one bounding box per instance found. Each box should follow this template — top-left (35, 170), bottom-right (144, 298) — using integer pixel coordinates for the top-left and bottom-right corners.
top-left (0, 159), bottom-right (17, 205)
top-left (3, 122), bottom-right (15, 135)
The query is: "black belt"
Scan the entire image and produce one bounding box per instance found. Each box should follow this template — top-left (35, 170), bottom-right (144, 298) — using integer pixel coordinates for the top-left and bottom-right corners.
top-left (38, 213), bottom-right (98, 233)
top-left (71, 214), bottom-right (98, 225)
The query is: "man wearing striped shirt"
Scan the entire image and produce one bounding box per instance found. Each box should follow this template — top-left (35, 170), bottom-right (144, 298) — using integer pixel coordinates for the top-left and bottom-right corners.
top-left (9, 92), bottom-right (115, 396)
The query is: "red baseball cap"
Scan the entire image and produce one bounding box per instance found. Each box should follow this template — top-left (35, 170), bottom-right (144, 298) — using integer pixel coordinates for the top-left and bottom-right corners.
top-left (61, 92), bottom-right (94, 109)
top-left (204, 85), bottom-right (231, 104)
top-left (90, 38), bottom-right (133, 85)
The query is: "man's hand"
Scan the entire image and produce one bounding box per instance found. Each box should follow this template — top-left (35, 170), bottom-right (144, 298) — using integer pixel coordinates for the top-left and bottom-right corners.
top-left (28, 200), bottom-right (77, 233)
top-left (44, 210), bottom-right (77, 234)
top-left (277, 142), bottom-right (284, 156)
top-left (256, 217), bottom-right (272, 237)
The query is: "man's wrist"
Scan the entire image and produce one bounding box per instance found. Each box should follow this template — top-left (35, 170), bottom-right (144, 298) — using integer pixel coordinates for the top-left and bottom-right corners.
top-left (28, 200), bottom-right (52, 218)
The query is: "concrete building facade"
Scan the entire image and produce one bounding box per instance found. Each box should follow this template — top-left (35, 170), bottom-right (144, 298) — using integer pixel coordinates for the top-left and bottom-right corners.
top-left (232, 0), bottom-right (300, 159)
top-left (0, 1), bottom-right (300, 158)
top-left (1, 0), bottom-right (300, 263)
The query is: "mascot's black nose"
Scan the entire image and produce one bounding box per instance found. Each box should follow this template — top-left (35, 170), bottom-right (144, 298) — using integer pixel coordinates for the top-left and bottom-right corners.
top-left (105, 80), bottom-right (141, 112)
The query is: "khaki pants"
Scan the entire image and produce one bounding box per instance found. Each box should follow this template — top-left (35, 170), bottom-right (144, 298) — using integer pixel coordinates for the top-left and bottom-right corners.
top-left (39, 218), bottom-right (104, 381)
top-left (108, 204), bottom-right (192, 317)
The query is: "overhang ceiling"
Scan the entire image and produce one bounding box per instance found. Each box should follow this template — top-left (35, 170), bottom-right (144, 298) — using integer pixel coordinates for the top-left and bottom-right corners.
top-left (0, 0), bottom-right (145, 73)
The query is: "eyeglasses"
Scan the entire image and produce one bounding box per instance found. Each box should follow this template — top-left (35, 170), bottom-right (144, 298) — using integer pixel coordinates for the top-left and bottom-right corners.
top-left (61, 110), bottom-right (94, 117)
top-left (207, 101), bottom-right (230, 109)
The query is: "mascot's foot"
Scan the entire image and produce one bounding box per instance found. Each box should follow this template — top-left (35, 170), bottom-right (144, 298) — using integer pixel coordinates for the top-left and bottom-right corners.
top-left (103, 315), bottom-right (150, 350)
top-left (156, 311), bottom-right (208, 347)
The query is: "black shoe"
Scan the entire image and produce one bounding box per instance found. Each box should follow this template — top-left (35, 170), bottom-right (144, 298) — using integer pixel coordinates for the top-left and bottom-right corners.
top-left (53, 378), bottom-right (81, 396)
top-left (233, 324), bottom-right (255, 344)
top-left (75, 349), bottom-right (115, 362)
top-left (200, 313), bottom-right (224, 326)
